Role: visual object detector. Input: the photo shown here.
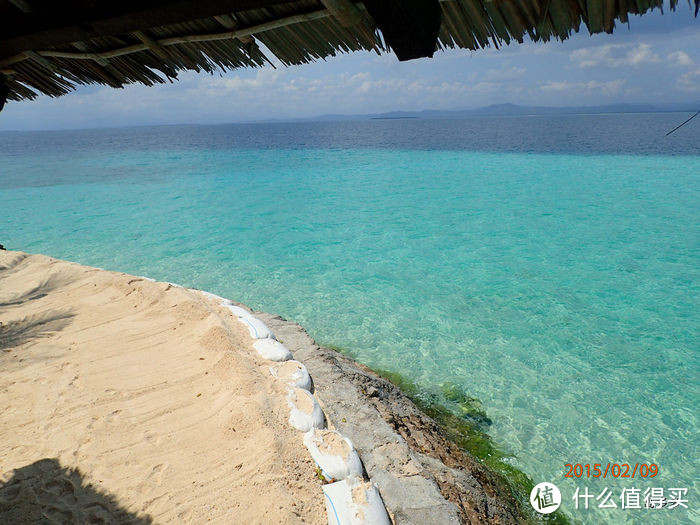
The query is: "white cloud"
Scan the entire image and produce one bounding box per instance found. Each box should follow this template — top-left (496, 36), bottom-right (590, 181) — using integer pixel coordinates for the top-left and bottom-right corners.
top-left (540, 79), bottom-right (625, 96)
top-left (571, 43), bottom-right (660, 68)
top-left (627, 43), bottom-right (659, 66)
top-left (480, 66), bottom-right (527, 82)
top-left (678, 69), bottom-right (700, 92)
top-left (201, 68), bottom-right (283, 95)
top-left (186, 68), bottom-right (513, 115)
top-left (668, 51), bottom-right (694, 67)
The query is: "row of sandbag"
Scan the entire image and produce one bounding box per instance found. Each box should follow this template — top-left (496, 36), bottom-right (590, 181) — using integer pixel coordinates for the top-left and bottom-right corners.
top-left (200, 291), bottom-right (392, 525)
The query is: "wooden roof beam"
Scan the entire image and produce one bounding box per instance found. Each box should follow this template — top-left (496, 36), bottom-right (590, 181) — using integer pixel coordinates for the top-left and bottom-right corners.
top-left (0, 0), bottom-right (292, 58)
top-left (320, 0), bottom-right (363, 26)
top-left (214, 14), bottom-right (255, 43)
top-left (24, 50), bottom-right (57, 71)
top-left (26, 8), bottom-right (333, 63)
top-left (0, 52), bottom-right (27, 68)
top-left (69, 43), bottom-right (124, 87)
top-left (133, 30), bottom-right (172, 60)
top-left (72, 42), bottom-right (110, 66)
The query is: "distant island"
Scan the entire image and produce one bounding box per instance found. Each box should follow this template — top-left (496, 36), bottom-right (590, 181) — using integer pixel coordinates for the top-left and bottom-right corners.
top-left (259, 101), bottom-right (699, 124)
top-left (370, 116), bottom-right (419, 120)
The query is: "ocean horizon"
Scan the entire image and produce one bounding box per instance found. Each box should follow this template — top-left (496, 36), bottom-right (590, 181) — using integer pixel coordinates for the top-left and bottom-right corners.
top-left (2, 113), bottom-right (698, 524)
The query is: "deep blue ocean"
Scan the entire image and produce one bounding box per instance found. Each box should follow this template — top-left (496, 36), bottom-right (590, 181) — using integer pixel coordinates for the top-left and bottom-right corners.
top-left (1, 113), bottom-right (698, 523)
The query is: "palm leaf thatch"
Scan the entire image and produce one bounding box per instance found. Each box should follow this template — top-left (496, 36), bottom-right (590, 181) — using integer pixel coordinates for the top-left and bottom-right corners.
top-left (0, 0), bottom-right (697, 105)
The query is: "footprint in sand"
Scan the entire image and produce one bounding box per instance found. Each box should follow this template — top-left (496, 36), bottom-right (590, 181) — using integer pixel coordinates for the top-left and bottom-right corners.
top-left (143, 430), bottom-right (162, 445)
top-left (147, 463), bottom-right (168, 486)
top-left (68, 373), bottom-right (82, 390)
top-left (104, 409), bottom-right (122, 425)
top-left (103, 388), bottom-right (120, 398)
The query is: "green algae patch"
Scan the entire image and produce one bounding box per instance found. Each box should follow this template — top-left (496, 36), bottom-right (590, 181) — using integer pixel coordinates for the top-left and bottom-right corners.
top-left (439, 381), bottom-right (492, 427)
top-left (322, 343), bottom-right (348, 354)
top-left (318, 342), bottom-right (573, 523)
top-left (373, 368), bottom-right (574, 525)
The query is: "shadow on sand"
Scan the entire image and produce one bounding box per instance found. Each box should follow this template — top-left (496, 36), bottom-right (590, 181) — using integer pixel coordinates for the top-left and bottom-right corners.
top-left (0, 253), bottom-right (27, 273)
top-left (0, 310), bottom-right (75, 351)
top-left (0, 274), bottom-right (74, 309)
top-left (0, 458), bottom-right (152, 524)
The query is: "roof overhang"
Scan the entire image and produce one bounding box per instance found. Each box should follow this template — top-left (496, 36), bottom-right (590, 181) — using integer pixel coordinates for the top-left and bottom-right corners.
top-left (0, 0), bottom-right (696, 109)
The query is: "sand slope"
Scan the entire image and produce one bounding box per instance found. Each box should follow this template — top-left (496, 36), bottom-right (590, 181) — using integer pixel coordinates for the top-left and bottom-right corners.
top-left (0, 252), bottom-right (325, 524)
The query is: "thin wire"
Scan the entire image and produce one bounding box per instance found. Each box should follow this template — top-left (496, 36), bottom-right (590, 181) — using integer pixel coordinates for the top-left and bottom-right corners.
top-left (665, 110), bottom-right (700, 136)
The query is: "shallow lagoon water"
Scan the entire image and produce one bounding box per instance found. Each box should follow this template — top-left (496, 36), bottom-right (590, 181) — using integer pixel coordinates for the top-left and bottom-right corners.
top-left (2, 114), bottom-right (698, 523)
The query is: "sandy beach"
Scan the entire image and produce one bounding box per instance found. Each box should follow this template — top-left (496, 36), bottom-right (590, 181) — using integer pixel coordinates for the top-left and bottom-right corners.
top-left (0, 251), bottom-right (325, 523)
top-left (0, 250), bottom-right (529, 524)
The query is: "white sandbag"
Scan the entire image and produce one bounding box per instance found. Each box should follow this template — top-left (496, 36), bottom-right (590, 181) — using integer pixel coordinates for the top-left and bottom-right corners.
top-left (323, 477), bottom-right (391, 525)
top-left (139, 276), bottom-right (156, 282)
top-left (225, 303), bottom-right (255, 319)
top-left (237, 316), bottom-right (275, 339)
top-left (303, 429), bottom-right (362, 481)
top-left (165, 281), bottom-right (182, 288)
top-left (287, 387), bottom-right (325, 432)
top-left (254, 339), bottom-right (292, 362)
top-left (270, 360), bottom-right (311, 389)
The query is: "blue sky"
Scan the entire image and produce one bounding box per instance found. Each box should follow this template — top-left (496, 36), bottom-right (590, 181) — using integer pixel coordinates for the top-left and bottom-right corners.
top-left (1, 2), bottom-right (698, 130)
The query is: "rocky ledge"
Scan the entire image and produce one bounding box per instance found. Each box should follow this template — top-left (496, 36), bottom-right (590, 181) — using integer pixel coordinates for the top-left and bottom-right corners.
top-left (255, 309), bottom-right (531, 525)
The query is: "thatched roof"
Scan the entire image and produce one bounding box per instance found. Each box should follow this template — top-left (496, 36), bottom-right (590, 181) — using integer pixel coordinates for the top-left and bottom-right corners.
top-left (0, 0), bottom-right (696, 108)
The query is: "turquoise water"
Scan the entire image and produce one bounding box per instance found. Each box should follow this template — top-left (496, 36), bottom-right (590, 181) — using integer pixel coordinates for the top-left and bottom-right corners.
top-left (1, 117), bottom-right (698, 523)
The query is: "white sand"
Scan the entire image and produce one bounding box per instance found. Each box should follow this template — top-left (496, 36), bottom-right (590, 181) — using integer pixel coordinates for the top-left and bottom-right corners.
top-left (0, 251), bottom-right (324, 524)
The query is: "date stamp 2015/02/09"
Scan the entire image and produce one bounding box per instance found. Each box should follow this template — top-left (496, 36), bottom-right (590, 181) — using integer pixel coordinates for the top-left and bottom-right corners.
top-left (565, 463), bottom-right (658, 479)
